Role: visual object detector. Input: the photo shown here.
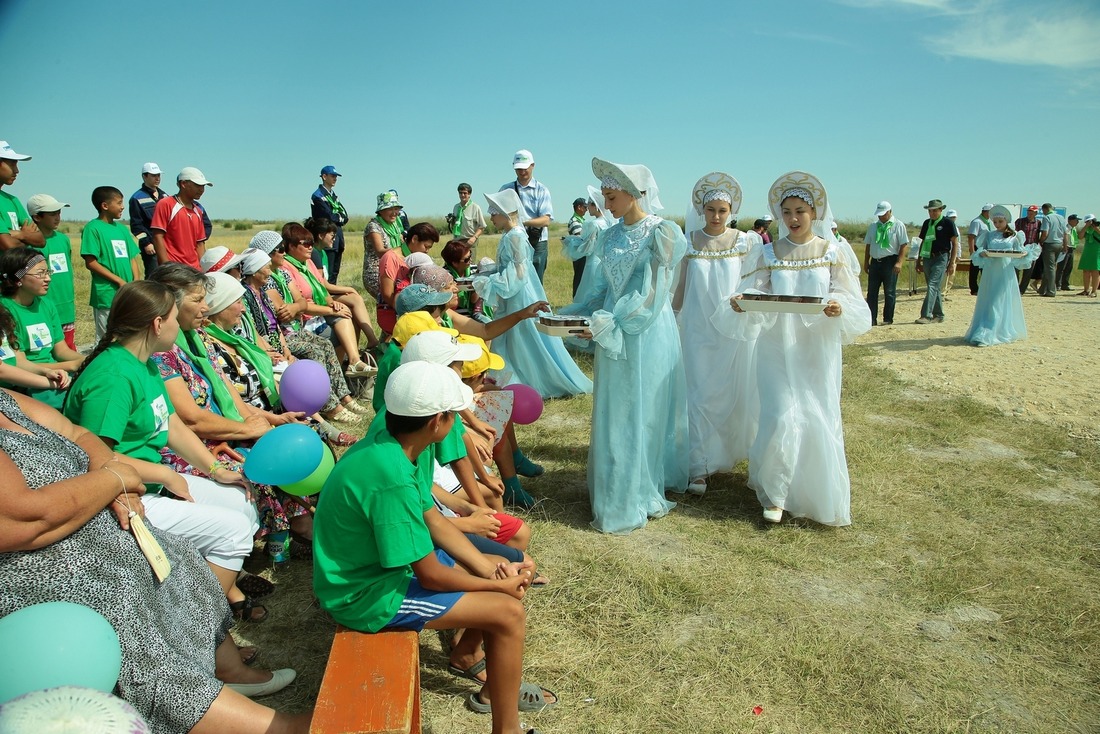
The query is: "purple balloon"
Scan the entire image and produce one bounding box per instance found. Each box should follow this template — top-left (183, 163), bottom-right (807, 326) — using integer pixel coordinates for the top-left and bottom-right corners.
top-left (279, 359), bottom-right (331, 414)
top-left (503, 383), bottom-right (543, 425)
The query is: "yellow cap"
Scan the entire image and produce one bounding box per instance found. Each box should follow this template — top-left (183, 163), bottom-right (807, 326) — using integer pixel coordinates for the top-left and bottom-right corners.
top-left (457, 334), bottom-right (505, 378)
top-left (392, 311), bottom-right (458, 347)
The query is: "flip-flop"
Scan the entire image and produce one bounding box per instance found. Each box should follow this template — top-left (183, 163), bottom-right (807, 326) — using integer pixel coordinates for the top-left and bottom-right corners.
top-left (531, 572), bottom-right (550, 587)
top-left (466, 682), bottom-right (558, 713)
top-left (448, 657), bottom-right (486, 683)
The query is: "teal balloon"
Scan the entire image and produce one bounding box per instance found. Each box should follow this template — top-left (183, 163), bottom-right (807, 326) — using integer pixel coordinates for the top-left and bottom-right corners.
top-left (243, 424), bottom-right (324, 485)
top-left (0, 602), bottom-right (122, 704)
top-left (283, 443), bottom-right (335, 496)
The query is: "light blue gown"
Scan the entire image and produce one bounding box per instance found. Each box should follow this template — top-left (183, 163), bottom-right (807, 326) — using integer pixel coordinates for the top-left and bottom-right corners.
top-left (559, 216), bottom-right (689, 533)
top-left (964, 230), bottom-right (1040, 347)
top-left (561, 216), bottom-right (610, 353)
top-left (473, 227), bottom-right (592, 398)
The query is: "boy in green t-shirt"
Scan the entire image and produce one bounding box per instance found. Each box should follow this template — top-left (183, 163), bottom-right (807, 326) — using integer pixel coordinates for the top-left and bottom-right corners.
top-left (26, 194), bottom-right (76, 350)
top-left (0, 140), bottom-right (45, 250)
top-left (313, 362), bottom-right (556, 732)
top-left (80, 186), bottom-right (140, 341)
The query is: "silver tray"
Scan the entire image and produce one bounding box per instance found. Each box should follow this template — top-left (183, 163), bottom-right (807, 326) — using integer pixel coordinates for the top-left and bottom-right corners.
top-left (737, 298), bottom-right (826, 315)
top-left (983, 250), bottom-right (1027, 259)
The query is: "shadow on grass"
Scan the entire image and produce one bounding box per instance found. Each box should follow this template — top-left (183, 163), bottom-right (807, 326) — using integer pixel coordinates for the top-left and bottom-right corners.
top-left (871, 335), bottom-right (969, 352)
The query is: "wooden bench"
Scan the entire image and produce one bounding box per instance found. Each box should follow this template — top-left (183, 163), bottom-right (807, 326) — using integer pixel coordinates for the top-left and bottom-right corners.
top-left (310, 626), bottom-right (421, 734)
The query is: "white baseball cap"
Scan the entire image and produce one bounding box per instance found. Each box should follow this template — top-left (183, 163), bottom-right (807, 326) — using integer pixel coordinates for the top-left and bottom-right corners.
top-left (874, 201), bottom-right (892, 217)
top-left (26, 194), bottom-right (70, 215)
top-left (0, 141), bottom-right (30, 161)
top-left (761, 213), bottom-right (773, 222)
top-left (945, 209), bottom-right (958, 218)
top-left (512, 149), bottom-right (535, 169)
top-left (142, 162), bottom-right (162, 175)
top-left (981, 203), bottom-right (994, 211)
top-left (385, 361), bottom-right (474, 417)
top-left (401, 330), bottom-right (482, 367)
top-left (199, 246), bottom-right (244, 274)
top-left (177, 166), bottom-right (213, 186)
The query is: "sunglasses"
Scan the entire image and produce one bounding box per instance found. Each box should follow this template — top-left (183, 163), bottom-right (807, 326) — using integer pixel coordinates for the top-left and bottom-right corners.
top-left (273, 245), bottom-right (287, 253)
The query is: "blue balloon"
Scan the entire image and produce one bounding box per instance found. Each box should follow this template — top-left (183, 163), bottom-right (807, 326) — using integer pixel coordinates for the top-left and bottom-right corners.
top-left (0, 602), bottom-right (122, 704)
top-left (243, 423), bottom-right (325, 486)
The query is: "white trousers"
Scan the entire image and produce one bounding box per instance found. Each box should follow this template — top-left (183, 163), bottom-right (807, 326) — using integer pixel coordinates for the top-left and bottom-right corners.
top-left (142, 475), bottom-right (259, 571)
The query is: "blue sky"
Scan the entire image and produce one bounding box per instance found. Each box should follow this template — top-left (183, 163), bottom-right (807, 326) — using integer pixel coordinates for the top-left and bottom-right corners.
top-left (2, 0), bottom-right (1097, 227)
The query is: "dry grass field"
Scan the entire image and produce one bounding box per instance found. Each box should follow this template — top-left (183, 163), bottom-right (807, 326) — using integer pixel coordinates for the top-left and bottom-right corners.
top-left (53, 217), bottom-right (1100, 733)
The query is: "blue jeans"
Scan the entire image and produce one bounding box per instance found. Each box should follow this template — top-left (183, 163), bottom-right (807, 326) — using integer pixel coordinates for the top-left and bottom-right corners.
top-left (920, 253), bottom-right (948, 319)
top-left (532, 239), bottom-right (548, 283)
top-left (866, 256), bottom-right (899, 324)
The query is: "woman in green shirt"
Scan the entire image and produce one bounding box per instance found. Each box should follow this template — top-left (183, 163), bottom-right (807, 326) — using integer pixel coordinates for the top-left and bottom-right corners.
top-left (0, 302), bottom-right (70, 395)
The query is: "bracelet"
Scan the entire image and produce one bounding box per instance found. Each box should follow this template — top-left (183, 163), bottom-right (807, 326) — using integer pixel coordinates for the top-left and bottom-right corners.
top-left (208, 460), bottom-right (227, 476)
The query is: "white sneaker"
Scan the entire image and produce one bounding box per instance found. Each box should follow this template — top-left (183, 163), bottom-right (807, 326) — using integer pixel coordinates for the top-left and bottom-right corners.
top-left (762, 507), bottom-right (783, 523)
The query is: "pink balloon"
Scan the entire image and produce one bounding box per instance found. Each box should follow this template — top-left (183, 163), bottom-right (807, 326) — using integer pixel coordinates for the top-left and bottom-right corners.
top-left (503, 383), bottom-right (543, 425)
top-left (278, 360), bottom-right (330, 414)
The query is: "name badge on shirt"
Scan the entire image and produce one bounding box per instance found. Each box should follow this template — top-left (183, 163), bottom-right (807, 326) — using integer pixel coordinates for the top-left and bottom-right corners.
top-left (49, 253), bottom-right (69, 273)
top-left (6, 212), bottom-right (17, 229)
top-left (112, 239), bottom-right (129, 258)
top-left (26, 323), bottom-right (53, 351)
top-left (151, 395), bottom-right (169, 434)
top-left (0, 340), bottom-right (15, 361)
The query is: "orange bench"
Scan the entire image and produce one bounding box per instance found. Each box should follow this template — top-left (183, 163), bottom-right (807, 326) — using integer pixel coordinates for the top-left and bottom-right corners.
top-left (310, 626), bottom-right (421, 734)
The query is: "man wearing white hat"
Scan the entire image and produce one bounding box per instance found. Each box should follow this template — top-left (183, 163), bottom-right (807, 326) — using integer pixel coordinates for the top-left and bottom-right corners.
top-left (150, 166), bottom-right (213, 270)
top-left (27, 194), bottom-right (76, 349)
top-left (499, 149), bottom-right (553, 283)
top-left (862, 201), bottom-right (909, 325)
top-left (128, 162), bottom-right (211, 277)
top-left (967, 203), bottom-right (994, 295)
top-left (0, 140), bottom-right (44, 250)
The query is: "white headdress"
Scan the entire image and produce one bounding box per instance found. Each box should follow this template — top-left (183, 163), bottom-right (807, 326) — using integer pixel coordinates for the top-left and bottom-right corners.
top-left (586, 184), bottom-right (615, 227)
top-left (591, 157), bottom-right (663, 213)
top-left (767, 170), bottom-right (834, 240)
top-left (685, 171), bottom-right (743, 235)
top-left (484, 189), bottom-right (521, 218)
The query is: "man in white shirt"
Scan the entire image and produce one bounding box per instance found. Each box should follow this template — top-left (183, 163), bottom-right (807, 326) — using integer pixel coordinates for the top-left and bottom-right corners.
top-left (500, 149), bottom-right (553, 283)
top-left (862, 201), bottom-right (909, 325)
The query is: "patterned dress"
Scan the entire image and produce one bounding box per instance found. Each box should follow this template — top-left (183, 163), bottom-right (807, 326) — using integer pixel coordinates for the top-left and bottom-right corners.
top-left (0, 390), bottom-right (229, 734)
top-left (361, 220), bottom-right (393, 301)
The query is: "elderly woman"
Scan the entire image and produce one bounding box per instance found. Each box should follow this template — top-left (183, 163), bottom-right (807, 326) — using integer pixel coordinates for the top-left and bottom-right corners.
top-left (237, 245), bottom-right (367, 426)
top-left (362, 190), bottom-right (405, 302)
top-left (146, 264), bottom-right (316, 552)
top-left (0, 388), bottom-right (309, 731)
top-left (0, 247), bottom-right (85, 408)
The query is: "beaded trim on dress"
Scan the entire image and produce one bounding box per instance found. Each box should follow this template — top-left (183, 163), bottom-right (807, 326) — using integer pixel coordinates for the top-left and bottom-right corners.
top-left (601, 215), bottom-right (662, 299)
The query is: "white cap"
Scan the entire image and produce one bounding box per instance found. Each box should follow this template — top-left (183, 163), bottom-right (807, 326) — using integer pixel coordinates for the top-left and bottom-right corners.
top-left (385, 361), bottom-right (474, 417)
top-left (26, 194), bottom-right (69, 215)
top-left (512, 149), bottom-right (534, 169)
top-left (249, 230), bottom-right (282, 254)
top-left (761, 213), bottom-right (774, 222)
top-left (0, 141), bottom-right (30, 161)
top-left (142, 162), bottom-right (162, 175)
top-left (401, 330), bottom-right (482, 367)
top-left (204, 272), bottom-right (246, 314)
top-left (199, 246), bottom-right (244, 274)
top-left (945, 209), bottom-right (958, 218)
top-left (981, 202), bottom-right (994, 211)
top-left (1085, 214), bottom-right (1096, 223)
top-left (177, 166), bottom-right (213, 186)
top-left (404, 252), bottom-right (434, 270)
top-left (874, 201), bottom-right (892, 217)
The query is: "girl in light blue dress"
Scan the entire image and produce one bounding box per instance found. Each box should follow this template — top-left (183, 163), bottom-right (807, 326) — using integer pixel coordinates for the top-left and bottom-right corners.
top-left (559, 158), bottom-right (689, 533)
top-left (472, 189), bottom-right (592, 399)
top-left (560, 185), bottom-right (615, 353)
top-left (964, 205), bottom-right (1040, 347)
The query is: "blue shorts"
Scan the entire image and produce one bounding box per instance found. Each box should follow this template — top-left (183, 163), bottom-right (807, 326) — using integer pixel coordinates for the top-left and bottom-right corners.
top-left (382, 549), bottom-right (464, 631)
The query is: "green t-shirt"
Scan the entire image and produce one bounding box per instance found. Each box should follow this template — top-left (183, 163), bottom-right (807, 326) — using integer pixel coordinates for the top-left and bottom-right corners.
top-left (0, 333), bottom-right (15, 367)
top-left (0, 296), bottom-right (62, 364)
top-left (312, 428), bottom-right (435, 632)
top-left (42, 229), bottom-right (75, 323)
top-left (365, 408), bottom-right (467, 502)
top-left (80, 218), bottom-right (139, 309)
top-left (0, 190), bottom-right (28, 234)
top-left (371, 341), bottom-right (403, 411)
top-left (64, 344), bottom-right (174, 464)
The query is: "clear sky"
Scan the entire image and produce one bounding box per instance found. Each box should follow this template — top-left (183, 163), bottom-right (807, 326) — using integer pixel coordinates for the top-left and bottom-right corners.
top-left (2, 0), bottom-right (1097, 227)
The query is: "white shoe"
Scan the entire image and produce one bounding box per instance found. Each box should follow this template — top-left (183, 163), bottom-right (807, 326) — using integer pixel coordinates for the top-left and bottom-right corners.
top-left (762, 507), bottom-right (783, 523)
top-left (226, 668), bottom-right (297, 698)
top-left (686, 477), bottom-right (708, 495)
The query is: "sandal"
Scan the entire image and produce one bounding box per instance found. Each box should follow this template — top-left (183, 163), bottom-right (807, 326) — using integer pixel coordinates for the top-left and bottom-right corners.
top-left (466, 682), bottom-right (558, 714)
top-left (236, 573), bottom-right (275, 599)
top-left (531, 572), bottom-right (550, 587)
top-left (289, 533), bottom-right (313, 560)
top-left (686, 477), bottom-right (708, 496)
top-left (448, 657), bottom-right (487, 683)
top-left (324, 406), bottom-right (360, 424)
top-left (238, 645), bottom-right (259, 666)
top-left (229, 596), bottom-right (268, 623)
top-left (344, 398), bottom-right (372, 415)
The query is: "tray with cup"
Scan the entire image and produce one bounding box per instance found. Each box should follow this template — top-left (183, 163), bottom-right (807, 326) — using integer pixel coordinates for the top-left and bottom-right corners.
top-left (535, 314), bottom-right (591, 337)
top-left (737, 293), bottom-right (827, 315)
top-left (982, 250), bottom-right (1027, 259)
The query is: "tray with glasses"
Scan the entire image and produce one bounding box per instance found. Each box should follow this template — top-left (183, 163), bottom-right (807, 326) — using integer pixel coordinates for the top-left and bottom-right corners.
top-left (535, 314), bottom-right (591, 337)
top-left (737, 293), bottom-right (827, 314)
top-left (455, 276), bottom-right (474, 292)
top-left (982, 250), bottom-right (1027, 259)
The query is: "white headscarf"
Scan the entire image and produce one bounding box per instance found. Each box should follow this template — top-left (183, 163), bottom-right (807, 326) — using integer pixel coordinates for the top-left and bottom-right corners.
top-left (586, 184), bottom-right (616, 227)
top-left (591, 158), bottom-right (663, 214)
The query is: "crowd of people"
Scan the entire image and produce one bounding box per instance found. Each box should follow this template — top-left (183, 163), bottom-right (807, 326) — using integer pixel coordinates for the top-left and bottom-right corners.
top-left (0, 137), bottom-right (1094, 733)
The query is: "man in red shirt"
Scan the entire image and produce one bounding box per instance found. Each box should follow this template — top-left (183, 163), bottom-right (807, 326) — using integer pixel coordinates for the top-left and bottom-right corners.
top-left (151, 166), bottom-right (212, 269)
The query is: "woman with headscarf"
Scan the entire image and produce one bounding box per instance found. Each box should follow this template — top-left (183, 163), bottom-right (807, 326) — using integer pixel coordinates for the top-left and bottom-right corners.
top-left (673, 172), bottom-right (756, 495)
top-left (557, 158), bottom-right (688, 533)
top-left (723, 171), bottom-right (871, 525)
top-left (361, 190), bottom-right (405, 302)
top-left (560, 186), bottom-right (615, 354)
top-left (963, 205), bottom-right (1040, 346)
top-left (472, 188), bottom-right (592, 399)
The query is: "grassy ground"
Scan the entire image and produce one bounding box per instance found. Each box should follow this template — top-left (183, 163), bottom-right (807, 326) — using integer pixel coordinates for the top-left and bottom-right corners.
top-left (56, 220), bottom-right (1099, 733)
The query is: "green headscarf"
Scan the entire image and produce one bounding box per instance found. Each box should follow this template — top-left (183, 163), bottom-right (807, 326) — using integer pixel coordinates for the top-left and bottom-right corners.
top-left (175, 329), bottom-right (244, 422)
top-left (284, 254), bottom-right (330, 307)
top-left (376, 214), bottom-right (410, 257)
top-left (205, 313), bottom-right (281, 411)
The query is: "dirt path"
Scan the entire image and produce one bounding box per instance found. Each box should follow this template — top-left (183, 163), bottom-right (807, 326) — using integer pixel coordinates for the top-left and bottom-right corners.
top-left (857, 278), bottom-right (1100, 435)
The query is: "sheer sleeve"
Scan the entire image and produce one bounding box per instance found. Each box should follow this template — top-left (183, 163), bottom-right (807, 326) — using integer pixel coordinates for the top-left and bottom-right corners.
top-left (586, 219), bottom-right (686, 360)
top-left (825, 243), bottom-right (872, 344)
top-left (559, 227), bottom-right (611, 317)
top-left (561, 219), bottom-right (601, 262)
top-left (472, 230), bottom-right (529, 307)
top-left (710, 242), bottom-right (772, 341)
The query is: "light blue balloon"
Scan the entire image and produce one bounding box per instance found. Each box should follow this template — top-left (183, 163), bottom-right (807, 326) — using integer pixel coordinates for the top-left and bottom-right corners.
top-left (243, 423), bottom-right (324, 486)
top-left (0, 602), bottom-right (122, 704)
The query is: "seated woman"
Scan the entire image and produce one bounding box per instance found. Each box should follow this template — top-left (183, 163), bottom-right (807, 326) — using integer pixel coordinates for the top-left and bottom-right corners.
top-left (0, 388), bottom-right (308, 730)
top-left (239, 238), bottom-right (369, 425)
top-left (146, 264), bottom-right (316, 556)
top-left (203, 271), bottom-right (356, 446)
top-left (267, 227), bottom-right (374, 375)
top-left (63, 280), bottom-right (269, 623)
top-left (285, 221), bottom-right (380, 356)
top-left (0, 248), bottom-right (85, 408)
top-left (441, 237), bottom-right (492, 323)
top-left (361, 190), bottom-right (404, 305)
top-left (377, 222), bottom-right (441, 335)
top-left (1, 302), bottom-right (70, 399)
